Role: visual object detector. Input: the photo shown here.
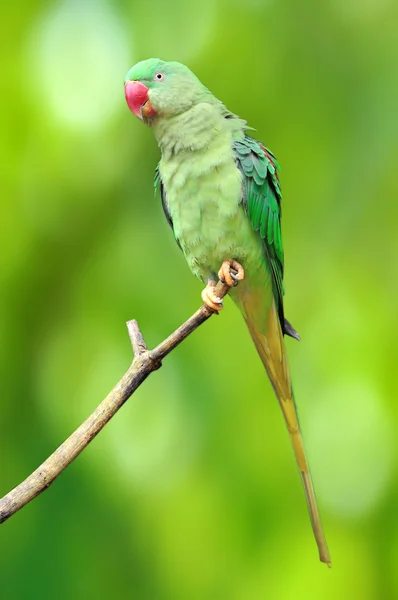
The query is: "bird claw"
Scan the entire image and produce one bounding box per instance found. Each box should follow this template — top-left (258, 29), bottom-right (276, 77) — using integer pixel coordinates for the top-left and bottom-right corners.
top-left (230, 270), bottom-right (240, 285)
top-left (201, 281), bottom-right (223, 312)
top-left (201, 261), bottom-right (245, 312)
top-left (218, 260), bottom-right (245, 288)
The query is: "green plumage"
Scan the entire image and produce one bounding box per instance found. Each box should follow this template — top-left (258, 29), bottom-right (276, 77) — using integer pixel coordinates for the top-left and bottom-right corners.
top-left (233, 138), bottom-right (285, 324)
top-left (125, 58), bottom-right (331, 566)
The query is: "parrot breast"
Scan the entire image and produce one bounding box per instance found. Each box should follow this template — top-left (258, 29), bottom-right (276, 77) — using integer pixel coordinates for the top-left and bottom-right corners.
top-left (159, 113), bottom-right (263, 282)
top-left (156, 103), bottom-right (267, 287)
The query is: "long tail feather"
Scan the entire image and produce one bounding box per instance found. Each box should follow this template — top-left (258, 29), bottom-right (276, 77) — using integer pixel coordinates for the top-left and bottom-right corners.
top-left (244, 299), bottom-right (331, 567)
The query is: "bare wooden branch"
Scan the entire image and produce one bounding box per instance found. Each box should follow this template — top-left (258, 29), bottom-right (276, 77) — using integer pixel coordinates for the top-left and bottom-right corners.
top-left (127, 319), bottom-right (148, 355)
top-left (0, 279), bottom-right (231, 524)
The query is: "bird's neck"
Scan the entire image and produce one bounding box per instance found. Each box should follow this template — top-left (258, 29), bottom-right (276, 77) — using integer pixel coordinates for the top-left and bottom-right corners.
top-left (151, 103), bottom-right (245, 160)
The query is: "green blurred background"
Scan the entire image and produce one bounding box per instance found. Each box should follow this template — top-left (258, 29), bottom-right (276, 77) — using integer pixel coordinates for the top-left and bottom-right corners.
top-left (1, 0), bottom-right (398, 598)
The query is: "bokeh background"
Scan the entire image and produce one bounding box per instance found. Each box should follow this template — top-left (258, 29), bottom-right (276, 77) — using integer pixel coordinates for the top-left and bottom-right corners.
top-left (1, 0), bottom-right (398, 598)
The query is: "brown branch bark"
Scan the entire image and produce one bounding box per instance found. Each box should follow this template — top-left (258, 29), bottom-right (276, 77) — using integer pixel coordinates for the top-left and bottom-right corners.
top-left (0, 280), bottom-right (231, 524)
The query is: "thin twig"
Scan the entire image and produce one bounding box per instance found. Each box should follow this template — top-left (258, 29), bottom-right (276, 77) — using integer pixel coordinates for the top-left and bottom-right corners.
top-left (127, 319), bottom-right (147, 355)
top-left (0, 279), bottom-right (230, 524)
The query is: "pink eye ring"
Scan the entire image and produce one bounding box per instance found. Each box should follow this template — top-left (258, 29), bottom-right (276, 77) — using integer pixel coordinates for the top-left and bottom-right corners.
top-left (154, 72), bottom-right (164, 81)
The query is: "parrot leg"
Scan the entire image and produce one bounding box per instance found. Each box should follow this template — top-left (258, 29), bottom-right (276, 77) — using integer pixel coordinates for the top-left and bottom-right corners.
top-left (201, 280), bottom-right (224, 312)
top-left (218, 260), bottom-right (245, 287)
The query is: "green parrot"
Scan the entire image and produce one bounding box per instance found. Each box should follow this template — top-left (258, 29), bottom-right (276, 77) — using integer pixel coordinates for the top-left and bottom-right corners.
top-left (124, 58), bottom-right (331, 566)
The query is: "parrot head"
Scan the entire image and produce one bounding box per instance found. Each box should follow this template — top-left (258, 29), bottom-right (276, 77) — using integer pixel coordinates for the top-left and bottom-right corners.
top-left (124, 58), bottom-right (206, 123)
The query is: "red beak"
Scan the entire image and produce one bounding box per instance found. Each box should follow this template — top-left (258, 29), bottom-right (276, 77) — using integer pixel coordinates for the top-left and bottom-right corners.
top-left (124, 80), bottom-right (157, 120)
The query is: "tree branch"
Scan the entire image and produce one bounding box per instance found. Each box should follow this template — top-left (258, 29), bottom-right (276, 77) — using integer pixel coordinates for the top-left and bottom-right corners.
top-left (0, 280), bottom-right (231, 524)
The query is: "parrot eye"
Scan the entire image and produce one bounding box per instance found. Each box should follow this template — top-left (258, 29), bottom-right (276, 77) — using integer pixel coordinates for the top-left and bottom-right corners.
top-left (154, 72), bottom-right (164, 81)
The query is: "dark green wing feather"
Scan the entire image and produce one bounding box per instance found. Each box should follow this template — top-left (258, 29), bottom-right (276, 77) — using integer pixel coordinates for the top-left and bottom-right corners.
top-left (154, 164), bottom-right (181, 250)
top-left (234, 136), bottom-right (299, 340)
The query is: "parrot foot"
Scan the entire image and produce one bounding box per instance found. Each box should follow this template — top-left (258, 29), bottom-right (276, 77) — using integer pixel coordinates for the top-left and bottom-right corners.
top-left (201, 281), bottom-right (224, 312)
top-left (218, 260), bottom-right (245, 287)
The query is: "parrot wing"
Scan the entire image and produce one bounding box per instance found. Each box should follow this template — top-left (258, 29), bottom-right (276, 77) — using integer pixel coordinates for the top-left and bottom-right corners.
top-left (234, 136), bottom-right (299, 340)
top-left (154, 164), bottom-right (181, 250)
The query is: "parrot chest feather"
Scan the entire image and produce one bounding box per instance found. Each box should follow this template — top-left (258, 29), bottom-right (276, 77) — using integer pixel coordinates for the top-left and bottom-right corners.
top-left (156, 107), bottom-right (264, 282)
top-left (161, 148), bottom-right (262, 281)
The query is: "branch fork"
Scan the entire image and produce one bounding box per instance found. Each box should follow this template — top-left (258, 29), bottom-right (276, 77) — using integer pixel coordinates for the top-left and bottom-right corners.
top-left (0, 279), bottom-right (231, 524)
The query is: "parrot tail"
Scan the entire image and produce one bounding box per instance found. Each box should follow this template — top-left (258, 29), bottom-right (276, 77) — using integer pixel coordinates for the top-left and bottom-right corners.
top-left (243, 299), bottom-right (331, 567)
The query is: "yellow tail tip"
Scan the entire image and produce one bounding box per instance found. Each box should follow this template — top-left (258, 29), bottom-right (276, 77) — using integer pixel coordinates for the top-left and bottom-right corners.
top-left (322, 559), bottom-right (332, 568)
